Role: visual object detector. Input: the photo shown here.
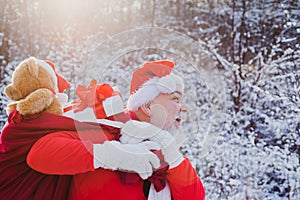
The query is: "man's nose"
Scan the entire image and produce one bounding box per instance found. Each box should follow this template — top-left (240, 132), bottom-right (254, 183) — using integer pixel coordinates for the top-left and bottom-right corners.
top-left (180, 103), bottom-right (188, 112)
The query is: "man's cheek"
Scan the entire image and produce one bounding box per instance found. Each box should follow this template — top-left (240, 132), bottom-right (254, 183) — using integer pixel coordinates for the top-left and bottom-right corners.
top-left (150, 104), bottom-right (167, 129)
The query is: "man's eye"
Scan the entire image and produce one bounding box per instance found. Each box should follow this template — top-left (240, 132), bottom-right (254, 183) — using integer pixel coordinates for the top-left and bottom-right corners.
top-left (173, 97), bottom-right (179, 102)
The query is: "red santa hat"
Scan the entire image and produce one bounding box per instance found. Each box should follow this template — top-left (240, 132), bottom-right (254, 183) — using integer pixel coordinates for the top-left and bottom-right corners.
top-left (36, 59), bottom-right (70, 93)
top-left (127, 60), bottom-right (184, 111)
top-left (64, 80), bottom-right (124, 124)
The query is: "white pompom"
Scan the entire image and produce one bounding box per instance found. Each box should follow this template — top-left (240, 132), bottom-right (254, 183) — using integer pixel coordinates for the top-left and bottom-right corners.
top-left (56, 93), bottom-right (68, 105)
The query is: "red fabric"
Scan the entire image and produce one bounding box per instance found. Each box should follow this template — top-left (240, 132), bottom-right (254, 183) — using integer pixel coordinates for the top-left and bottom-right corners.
top-left (0, 110), bottom-right (75, 199)
top-left (167, 157), bottom-right (206, 200)
top-left (118, 162), bottom-right (168, 192)
top-left (147, 164), bottom-right (169, 191)
top-left (130, 60), bottom-right (174, 94)
top-left (69, 169), bottom-right (146, 200)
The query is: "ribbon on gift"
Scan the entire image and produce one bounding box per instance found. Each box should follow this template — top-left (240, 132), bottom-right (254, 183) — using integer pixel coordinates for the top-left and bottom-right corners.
top-left (71, 80), bottom-right (123, 119)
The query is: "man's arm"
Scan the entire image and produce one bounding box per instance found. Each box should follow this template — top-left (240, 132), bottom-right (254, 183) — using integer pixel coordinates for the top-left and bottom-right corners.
top-left (27, 131), bottom-right (96, 175)
top-left (27, 130), bottom-right (160, 179)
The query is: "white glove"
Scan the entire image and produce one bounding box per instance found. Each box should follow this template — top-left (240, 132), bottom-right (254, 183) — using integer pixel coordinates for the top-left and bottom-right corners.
top-left (120, 120), bottom-right (184, 169)
top-left (121, 120), bottom-right (169, 144)
top-left (93, 140), bottom-right (160, 179)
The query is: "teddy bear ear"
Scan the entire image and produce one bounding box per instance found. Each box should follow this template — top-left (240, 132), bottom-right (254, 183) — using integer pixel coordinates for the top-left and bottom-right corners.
top-left (4, 85), bottom-right (22, 100)
top-left (27, 57), bottom-right (39, 78)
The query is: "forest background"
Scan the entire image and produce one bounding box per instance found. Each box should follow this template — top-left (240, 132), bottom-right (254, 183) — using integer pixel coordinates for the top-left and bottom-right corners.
top-left (0, 0), bottom-right (299, 199)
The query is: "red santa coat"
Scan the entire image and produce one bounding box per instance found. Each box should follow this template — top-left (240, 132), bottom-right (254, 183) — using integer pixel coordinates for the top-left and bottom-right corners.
top-left (26, 112), bottom-right (205, 200)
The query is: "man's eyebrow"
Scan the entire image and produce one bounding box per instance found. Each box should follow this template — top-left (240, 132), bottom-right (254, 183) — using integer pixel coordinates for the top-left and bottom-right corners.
top-left (172, 91), bottom-right (182, 96)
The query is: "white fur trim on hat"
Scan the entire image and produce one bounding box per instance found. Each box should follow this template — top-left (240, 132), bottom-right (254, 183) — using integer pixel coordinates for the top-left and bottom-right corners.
top-left (36, 59), bottom-right (58, 91)
top-left (127, 73), bottom-right (183, 111)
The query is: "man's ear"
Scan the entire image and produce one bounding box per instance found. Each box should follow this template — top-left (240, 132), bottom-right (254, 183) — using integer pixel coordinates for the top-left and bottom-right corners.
top-left (140, 103), bottom-right (151, 117)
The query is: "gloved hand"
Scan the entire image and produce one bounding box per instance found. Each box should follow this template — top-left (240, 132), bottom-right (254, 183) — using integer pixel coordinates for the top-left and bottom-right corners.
top-left (120, 120), bottom-right (184, 169)
top-left (120, 120), bottom-right (173, 146)
top-left (93, 140), bottom-right (160, 179)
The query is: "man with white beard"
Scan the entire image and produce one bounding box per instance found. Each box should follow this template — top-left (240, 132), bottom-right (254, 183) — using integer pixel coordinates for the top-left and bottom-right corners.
top-left (119, 60), bottom-right (206, 200)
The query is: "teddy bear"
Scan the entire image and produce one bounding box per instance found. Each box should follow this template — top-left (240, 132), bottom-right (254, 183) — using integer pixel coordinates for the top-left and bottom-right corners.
top-left (4, 56), bottom-right (69, 116)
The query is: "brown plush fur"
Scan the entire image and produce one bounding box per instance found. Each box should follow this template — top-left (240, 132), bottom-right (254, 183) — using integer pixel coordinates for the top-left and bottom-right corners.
top-left (4, 57), bottom-right (63, 116)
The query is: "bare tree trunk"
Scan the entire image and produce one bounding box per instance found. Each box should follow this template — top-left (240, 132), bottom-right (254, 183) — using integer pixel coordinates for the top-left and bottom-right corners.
top-left (238, 0), bottom-right (246, 80)
top-left (176, 0), bottom-right (180, 16)
top-left (231, 0), bottom-right (236, 63)
top-left (231, 0), bottom-right (241, 113)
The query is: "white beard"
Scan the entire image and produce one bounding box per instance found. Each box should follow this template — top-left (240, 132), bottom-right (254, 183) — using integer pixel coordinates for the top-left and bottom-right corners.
top-left (165, 124), bottom-right (179, 136)
top-left (165, 125), bottom-right (186, 148)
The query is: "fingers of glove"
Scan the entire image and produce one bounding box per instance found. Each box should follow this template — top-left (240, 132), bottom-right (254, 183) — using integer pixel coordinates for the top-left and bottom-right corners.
top-left (142, 141), bottom-right (161, 151)
top-left (122, 120), bottom-right (159, 138)
top-left (120, 121), bottom-right (133, 136)
top-left (134, 158), bottom-right (155, 179)
top-left (138, 169), bottom-right (152, 180)
top-left (148, 153), bottom-right (160, 169)
top-left (150, 133), bottom-right (165, 146)
top-left (150, 129), bottom-right (175, 145)
top-left (119, 135), bottom-right (129, 143)
top-left (144, 162), bottom-right (154, 177)
top-left (121, 120), bottom-right (144, 136)
top-left (119, 135), bottom-right (143, 144)
top-left (135, 142), bottom-right (160, 169)
top-left (162, 145), bottom-right (184, 169)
